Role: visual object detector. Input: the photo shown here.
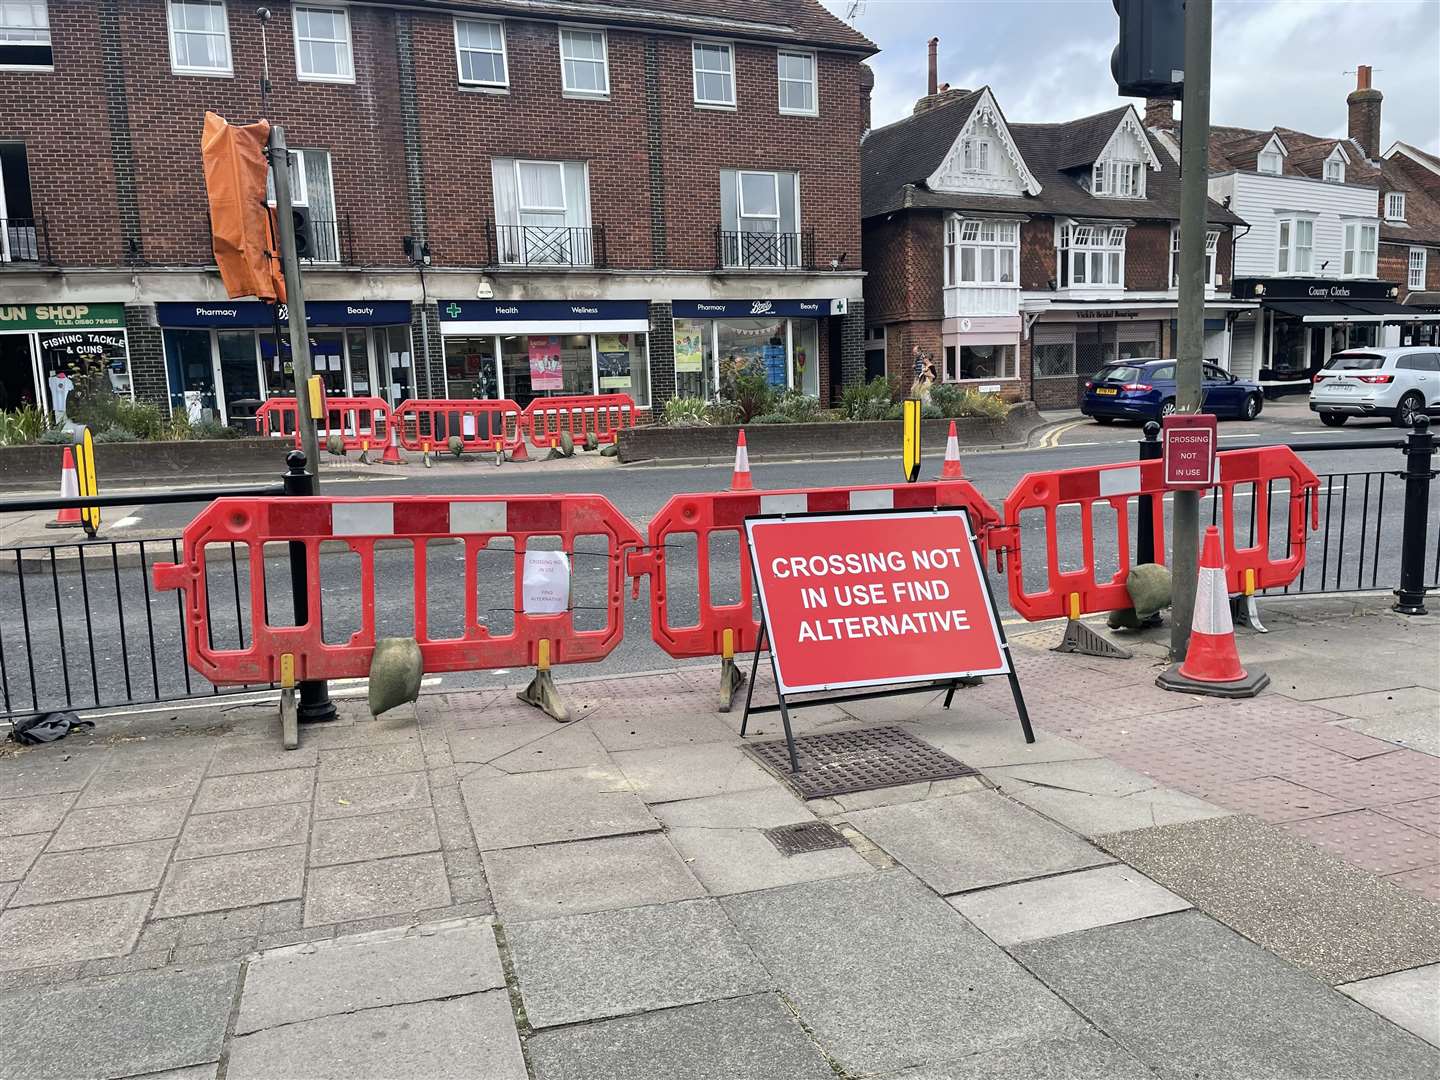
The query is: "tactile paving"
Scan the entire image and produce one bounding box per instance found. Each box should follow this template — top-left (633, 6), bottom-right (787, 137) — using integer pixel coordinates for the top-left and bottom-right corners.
top-left (1376, 797), bottom-right (1440, 837)
top-left (1203, 776), bottom-right (1358, 823)
top-left (745, 725), bottom-right (977, 800)
top-left (1282, 809), bottom-right (1440, 877)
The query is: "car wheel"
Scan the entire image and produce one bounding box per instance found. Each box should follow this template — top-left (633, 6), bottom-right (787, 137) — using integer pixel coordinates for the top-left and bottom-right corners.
top-left (1319, 412), bottom-right (1348, 427)
top-left (1242, 394), bottom-right (1262, 420)
top-left (1094, 416), bottom-right (1114, 425)
top-left (1395, 392), bottom-right (1426, 428)
top-left (1159, 399), bottom-right (1177, 418)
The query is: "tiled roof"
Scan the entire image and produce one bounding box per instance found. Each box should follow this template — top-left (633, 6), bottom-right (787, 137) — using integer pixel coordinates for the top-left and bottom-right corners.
top-left (860, 90), bottom-right (984, 217)
top-left (407, 0), bottom-right (877, 52)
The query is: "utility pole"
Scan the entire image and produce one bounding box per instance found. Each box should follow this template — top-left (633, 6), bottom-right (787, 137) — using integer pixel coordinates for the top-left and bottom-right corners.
top-left (268, 123), bottom-right (323, 485)
top-left (1170, 0), bottom-right (1211, 659)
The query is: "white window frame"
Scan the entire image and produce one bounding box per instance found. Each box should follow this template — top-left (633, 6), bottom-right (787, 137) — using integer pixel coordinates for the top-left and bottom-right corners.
top-left (1409, 247), bottom-right (1428, 291)
top-left (0, 0), bottom-right (52, 69)
top-left (1092, 160), bottom-right (1144, 198)
top-left (292, 5), bottom-right (353, 84)
top-left (776, 48), bottom-right (816, 117)
top-left (167, 0), bottom-right (232, 75)
top-left (516, 159), bottom-right (568, 220)
top-left (1257, 150), bottom-right (1282, 175)
top-left (961, 138), bottom-right (991, 174)
top-left (1059, 223), bottom-right (1126, 288)
top-left (1386, 192), bottom-right (1406, 221)
top-left (559, 26), bottom-right (609, 99)
top-left (453, 17), bottom-right (507, 89)
top-left (1343, 221), bottom-right (1378, 277)
top-left (692, 39), bottom-right (735, 109)
top-left (737, 169), bottom-right (781, 235)
top-left (944, 215), bottom-right (1017, 287)
top-left (1170, 227), bottom-right (1220, 287)
top-left (1276, 215), bottom-right (1313, 274)
top-left (1324, 158), bottom-right (1344, 183)
top-left (265, 149), bottom-right (309, 206)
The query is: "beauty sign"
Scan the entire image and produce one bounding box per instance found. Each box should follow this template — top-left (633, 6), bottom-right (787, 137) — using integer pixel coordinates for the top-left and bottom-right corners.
top-left (744, 509), bottom-right (1010, 695)
top-left (528, 335), bottom-right (564, 391)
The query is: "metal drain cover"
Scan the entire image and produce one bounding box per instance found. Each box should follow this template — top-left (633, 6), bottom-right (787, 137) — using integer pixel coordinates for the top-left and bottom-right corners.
top-left (745, 726), bottom-right (978, 800)
top-left (764, 821), bottom-right (849, 856)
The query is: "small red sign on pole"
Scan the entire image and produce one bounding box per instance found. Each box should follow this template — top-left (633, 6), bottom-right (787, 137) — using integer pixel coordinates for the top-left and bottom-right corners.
top-left (1162, 414), bottom-right (1217, 489)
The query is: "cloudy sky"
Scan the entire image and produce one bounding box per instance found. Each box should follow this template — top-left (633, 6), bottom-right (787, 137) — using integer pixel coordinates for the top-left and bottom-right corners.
top-left (823, 0), bottom-right (1440, 151)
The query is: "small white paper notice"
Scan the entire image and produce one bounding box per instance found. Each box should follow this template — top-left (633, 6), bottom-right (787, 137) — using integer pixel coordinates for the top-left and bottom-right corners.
top-left (522, 550), bottom-right (570, 614)
top-left (462, 415), bottom-right (477, 437)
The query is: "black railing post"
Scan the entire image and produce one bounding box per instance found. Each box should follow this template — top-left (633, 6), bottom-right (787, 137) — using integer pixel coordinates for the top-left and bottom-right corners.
top-left (283, 451), bottom-right (337, 721)
top-left (1394, 414), bottom-right (1434, 615)
top-left (40, 211), bottom-right (51, 264)
top-left (1137, 420), bottom-right (1162, 565)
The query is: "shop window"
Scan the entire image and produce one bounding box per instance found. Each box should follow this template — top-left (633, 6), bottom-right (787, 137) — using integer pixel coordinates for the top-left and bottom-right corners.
top-left (957, 344), bottom-right (1015, 381)
top-left (379, 325), bottom-right (414, 404)
top-left (260, 332), bottom-right (294, 397)
top-left (1118, 337), bottom-right (1159, 361)
top-left (0, 142), bottom-right (37, 262)
top-left (945, 216), bottom-right (1017, 286)
top-left (454, 18), bottom-right (506, 87)
top-left (1033, 342), bottom-right (1076, 378)
top-left (674, 317), bottom-right (816, 398)
top-left (1276, 217), bottom-right (1313, 274)
top-left (1410, 248), bottom-right (1427, 291)
top-left (1058, 224), bottom-right (1125, 288)
top-left (1169, 228), bottom-right (1220, 287)
top-left (293, 5), bottom-right (352, 83)
top-left (792, 319), bottom-right (819, 397)
top-left (491, 158), bottom-right (593, 266)
top-left (501, 333), bottom-right (593, 404)
top-left (719, 169), bottom-right (801, 268)
top-left (0, 0), bottom-right (50, 68)
top-left (216, 330), bottom-right (260, 431)
top-left (37, 330), bottom-right (131, 401)
top-left (672, 318), bottom-right (714, 399)
top-left (165, 329), bottom-right (219, 422)
top-left (777, 49), bottom-right (816, 116)
top-left (1342, 221), bottom-right (1378, 277)
top-left (864, 326), bottom-right (885, 382)
top-left (559, 28), bottom-right (608, 98)
top-left (444, 336), bottom-right (501, 399)
top-left (718, 318), bottom-right (787, 387)
top-left (0, 333), bottom-right (36, 412)
top-left (169, 0), bottom-right (231, 74)
top-left (692, 41), bottom-right (734, 107)
top-left (596, 333), bottom-right (650, 406)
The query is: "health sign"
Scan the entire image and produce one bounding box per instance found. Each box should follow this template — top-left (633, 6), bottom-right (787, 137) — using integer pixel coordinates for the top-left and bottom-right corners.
top-left (1162, 413), bottom-right (1217, 489)
top-left (744, 509), bottom-right (1009, 695)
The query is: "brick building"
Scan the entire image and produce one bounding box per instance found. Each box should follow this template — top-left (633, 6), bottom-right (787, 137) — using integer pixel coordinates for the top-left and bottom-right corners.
top-left (0, 0), bottom-right (875, 423)
top-left (860, 41), bottom-right (1244, 410)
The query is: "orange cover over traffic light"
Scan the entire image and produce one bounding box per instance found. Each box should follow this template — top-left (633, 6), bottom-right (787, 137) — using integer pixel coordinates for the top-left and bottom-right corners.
top-left (201, 111), bottom-right (285, 303)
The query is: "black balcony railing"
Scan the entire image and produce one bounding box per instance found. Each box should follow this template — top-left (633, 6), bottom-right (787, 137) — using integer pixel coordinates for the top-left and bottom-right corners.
top-left (299, 214), bottom-right (352, 265)
top-left (716, 227), bottom-right (815, 271)
top-left (1, 214), bottom-right (50, 264)
top-left (485, 221), bottom-right (606, 269)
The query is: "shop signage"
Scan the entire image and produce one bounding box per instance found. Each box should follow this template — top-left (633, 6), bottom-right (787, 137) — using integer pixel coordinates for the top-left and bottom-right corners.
top-left (0, 303), bottom-right (126, 330)
top-left (1074, 309), bottom-right (1143, 320)
top-left (438, 300), bottom-right (649, 322)
top-left (672, 299), bottom-right (835, 319)
top-left (155, 301), bottom-right (412, 328)
top-left (1162, 414), bottom-right (1217, 489)
top-left (1231, 277), bottom-right (1399, 302)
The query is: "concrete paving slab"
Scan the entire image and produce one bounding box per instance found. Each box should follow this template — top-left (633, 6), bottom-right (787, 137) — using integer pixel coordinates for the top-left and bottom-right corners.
top-left (174, 804), bottom-right (309, 861)
top-left (0, 892), bottom-right (150, 970)
top-left (75, 764), bottom-right (208, 809)
top-left (0, 833), bottom-right (46, 881)
top-left (207, 740), bottom-right (320, 776)
top-left (846, 792), bottom-right (1112, 894)
top-left (873, 1029), bottom-right (1156, 1079)
top-left (47, 799), bottom-right (191, 852)
top-left (815, 775), bottom-right (987, 814)
top-left (309, 806), bottom-right (441, 867)
top-left (1283, 809), bottom-right (1440, 876)
top-left (1339, 963), bottom-right (1440, 1048)
top-left (506, 896), bottom-right (769, 1027)
top-left (488, 722), bottom-right (612, 773)
top-left (462, 767), bottom-right (657, 850)
top-left (586, 697), bottom-right (739, 751)
top-left (314, 772), bottom-right (431, 819)
top-left (985, 758), bottom-right (1159, 797)
top-left (722, 870), bottom-right (1086, 1076)
top-left (446, 714), bottom-right (566, 762)
top-left (483, 832), bottom-right (703, 922)
top-left (1339, 710), bottom-right (1440, 758)
top-left (226, 991), bottom-right (525, 1080)
top-left (904, 714), bottom-right (1101, 768)
top-left (667, 824), bottom-right (873, 896)
top-left (317, 742), bottom-right (428, 781)
top-left (999, 778), bottom-right (1235, 838)
top-left (119, 1065), bottom-right (218, 1080)
top-left (11, 838), bottom-right (173, 906)
top-left (236, 919), bottom-right (504, 1034)
top-left (191, 769), bottom-right (315, 814)
top-left (0, 749), bottom-right (106, 799)
top-left (154, 845), bottom-right (307, 918)
top-left (303, 852), bottom-right (453, 926)
top-left (1099, 815), bottom-right (1440, 985)
top-left (526, 993), bottom-right (836, 1080)
top-left (1014, 910), bottom-right (1440, 1079)
top-left (651, 786), bottom-right (813, 830)
top-left (613, 741), bottom-right (777, 803)
top-left (0, 962), bottom-right (239, 1080)
top-left (950, 864), bottom-right (1190, 947)
top-left (0, 881), bottom-right (13, 907)
top-left (0, 792), bottom-right (76, 836)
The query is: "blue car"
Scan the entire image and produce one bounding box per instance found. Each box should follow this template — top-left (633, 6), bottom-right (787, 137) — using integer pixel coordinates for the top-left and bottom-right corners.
top-left (1081, 358), bottom-right (1264, 424)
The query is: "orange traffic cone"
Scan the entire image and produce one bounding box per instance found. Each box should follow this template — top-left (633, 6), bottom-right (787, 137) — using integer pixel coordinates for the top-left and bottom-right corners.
top-left (1157, 526), bottom-right (1269, 697)
top-left (509, 429), bottom-right (529, 462)
top-left (46, 446), bottom-right (82, 529)
top-left (941, 420), bottom-right (965, 479)
top-left (731, 429), bottom-right (753, 491)
top-left (381, 424), bottom-right (402, 465)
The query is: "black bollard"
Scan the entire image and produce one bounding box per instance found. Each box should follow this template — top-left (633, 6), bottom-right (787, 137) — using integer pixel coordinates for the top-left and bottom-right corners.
top-left (283, 451), bottom-right (338, 721)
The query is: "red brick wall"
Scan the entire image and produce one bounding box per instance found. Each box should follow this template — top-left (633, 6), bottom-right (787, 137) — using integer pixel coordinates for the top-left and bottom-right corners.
top-left (861, 210), bottom-right (941, 322)
top-left (1379, 243), bottom-right (1408, 290)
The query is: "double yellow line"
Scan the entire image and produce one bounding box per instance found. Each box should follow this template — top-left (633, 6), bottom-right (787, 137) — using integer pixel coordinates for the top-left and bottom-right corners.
top-left (1038, 419), bottom-right (1090, 449)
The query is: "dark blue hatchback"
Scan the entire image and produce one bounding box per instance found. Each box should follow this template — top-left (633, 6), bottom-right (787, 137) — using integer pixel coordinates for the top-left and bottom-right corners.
top-left (1081, 359), bottom-right (1264, 424)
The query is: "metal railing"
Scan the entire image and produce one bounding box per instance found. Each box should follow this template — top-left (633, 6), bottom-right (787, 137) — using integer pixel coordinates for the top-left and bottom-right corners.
top-left (715, 227), bottom-right (815, 271)
top-left (299, 213), bottom-right (352, 265)
top-left (1, 214), bottom-right (49, 263)
top-left (486, 221), bottom-right (606, 268)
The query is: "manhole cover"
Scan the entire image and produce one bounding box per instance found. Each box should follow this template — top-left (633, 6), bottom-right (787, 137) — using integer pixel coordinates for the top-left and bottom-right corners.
top-left (764, 821), bottom-right (849, 856)
top-left (744, 726), bottom-right (977, 800)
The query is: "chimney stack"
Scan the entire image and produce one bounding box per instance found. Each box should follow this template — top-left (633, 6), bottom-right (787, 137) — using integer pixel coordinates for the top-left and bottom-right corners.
top-left (1144, 98), bottom-right (1175, 130)
top-left (927, 37), bottom-right (938, 97)
top-left (1347, 64), bottom-right (1382, 160)
top-left (859, 61), bottom-right (874, 134)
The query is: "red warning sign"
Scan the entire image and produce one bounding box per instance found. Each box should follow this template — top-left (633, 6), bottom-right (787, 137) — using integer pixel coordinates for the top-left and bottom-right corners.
top-left (1162, 413), bottom-right (1217, 489)
top-left (744, 509), bottom-right (1009, 695)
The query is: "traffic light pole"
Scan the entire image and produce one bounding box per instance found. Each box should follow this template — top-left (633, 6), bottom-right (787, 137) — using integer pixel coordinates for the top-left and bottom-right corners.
top-left (268, 123), bottom-right (323, 486)
top-left (1170, 0), bottom-right (1212, 660)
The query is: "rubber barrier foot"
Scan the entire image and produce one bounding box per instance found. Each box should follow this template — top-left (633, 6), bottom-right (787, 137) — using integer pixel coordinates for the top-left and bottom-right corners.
top-left (718, 656), bottom-right (746, 713)
top-left (1156, 664), bottom-right (1270, 699)
top-left (280, 687), bottom-right (298, 750)
top-left (518, 669), bottom-right (569, 722)
top-left (1231, 595), bottom-right (1268, 634)
top-left (1053, 618), bottom-right (1133, 660)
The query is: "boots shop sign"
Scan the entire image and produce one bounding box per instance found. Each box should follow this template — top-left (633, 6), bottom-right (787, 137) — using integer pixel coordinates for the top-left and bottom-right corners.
top-left (0, 304), bottom-right (126, 330)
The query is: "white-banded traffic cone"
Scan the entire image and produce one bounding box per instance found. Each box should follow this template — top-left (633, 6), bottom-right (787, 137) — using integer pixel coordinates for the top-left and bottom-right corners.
top-left (941, 420), bottom-right (965, 480)
top-left (1157, 526), bottom-right (1269, 698)
top-left (46, 446), bottom-right (82, 529)
top-left (731, 429), bottom-right (753, 491)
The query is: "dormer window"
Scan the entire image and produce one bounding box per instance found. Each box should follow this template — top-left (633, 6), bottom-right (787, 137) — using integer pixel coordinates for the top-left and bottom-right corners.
top-left (1092, 160), bottom-right (1143, 199)
top-left (1258, 151), bottom-right (1281, 175)
top-left (1325, 159), bottom-right (1344, 182)
top-left (1386, 192), bottom-right (1406, 221)
top-left (962, 139), bottom-right (991, 174)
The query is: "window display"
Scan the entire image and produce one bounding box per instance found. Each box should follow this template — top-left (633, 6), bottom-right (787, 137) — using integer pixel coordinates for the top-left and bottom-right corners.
top-left (958, 343), bottom-right (1016, 380)
top-left (673, 318), bottom-right (713, 399)
top-left (677, 317), bottom-right (821, 397)
top-left (37, 330), bottom-right (131, 396)
top-left (501, 333), bottom-right (591, 405)
top-left (444, 336), bottom-right (500, 399)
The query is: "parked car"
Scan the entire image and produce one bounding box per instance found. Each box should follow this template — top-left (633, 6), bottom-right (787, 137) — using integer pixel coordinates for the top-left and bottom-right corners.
top-left (1309, 347), bottom-right (1440, 427)
top-left (1081, 359), bottom-right (1263, 424)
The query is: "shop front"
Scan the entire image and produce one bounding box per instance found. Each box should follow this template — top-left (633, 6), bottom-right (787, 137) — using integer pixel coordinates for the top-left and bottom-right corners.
top-left (940, 315), bottom-right (1021, 388)
top-left (155, 301), bottom-right (415, 429)
top-left (438, 300), bottom-right (651, 409)
top-left (671, 299), bottom-right (841, 400)
top-left (0, 303), bottom-right (131, 418)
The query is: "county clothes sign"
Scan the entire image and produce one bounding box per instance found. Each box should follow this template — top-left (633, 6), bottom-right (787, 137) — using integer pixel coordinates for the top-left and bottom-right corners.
top-left (744, 509), bottom-right (1009, 695)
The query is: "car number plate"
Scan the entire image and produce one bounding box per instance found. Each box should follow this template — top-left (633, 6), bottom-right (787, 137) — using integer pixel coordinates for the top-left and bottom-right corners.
top-left (1096, 388), bottom-right (1118, 396)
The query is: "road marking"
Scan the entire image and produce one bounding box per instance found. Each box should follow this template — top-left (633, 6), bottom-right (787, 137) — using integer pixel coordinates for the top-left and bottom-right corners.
top-left (1218, 433), bottom-right (1260, 440)
top-left (1039, 419), bottom-right (1092, 448)
top-left (112, 516), bottom-right (141, 528)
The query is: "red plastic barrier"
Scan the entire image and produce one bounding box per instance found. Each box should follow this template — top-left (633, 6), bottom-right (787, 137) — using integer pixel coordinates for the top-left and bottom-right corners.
top-left (255, 396), bottom-right (392, 453)
top-left (630, 479), bottom-right (1000, 662)
top-left (151, 495), bottom-right (643, 686)
top-left (525, 394), bottom-right (636, 449)
top-left (392, 398), bottom-right (525, 453)
top-left (995, 446), bottom-right (1321, 622)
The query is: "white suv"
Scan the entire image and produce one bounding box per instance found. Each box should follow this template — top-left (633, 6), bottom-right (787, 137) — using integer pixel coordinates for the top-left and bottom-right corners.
top-left (1310, 346), bottom-right (1440, 427)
